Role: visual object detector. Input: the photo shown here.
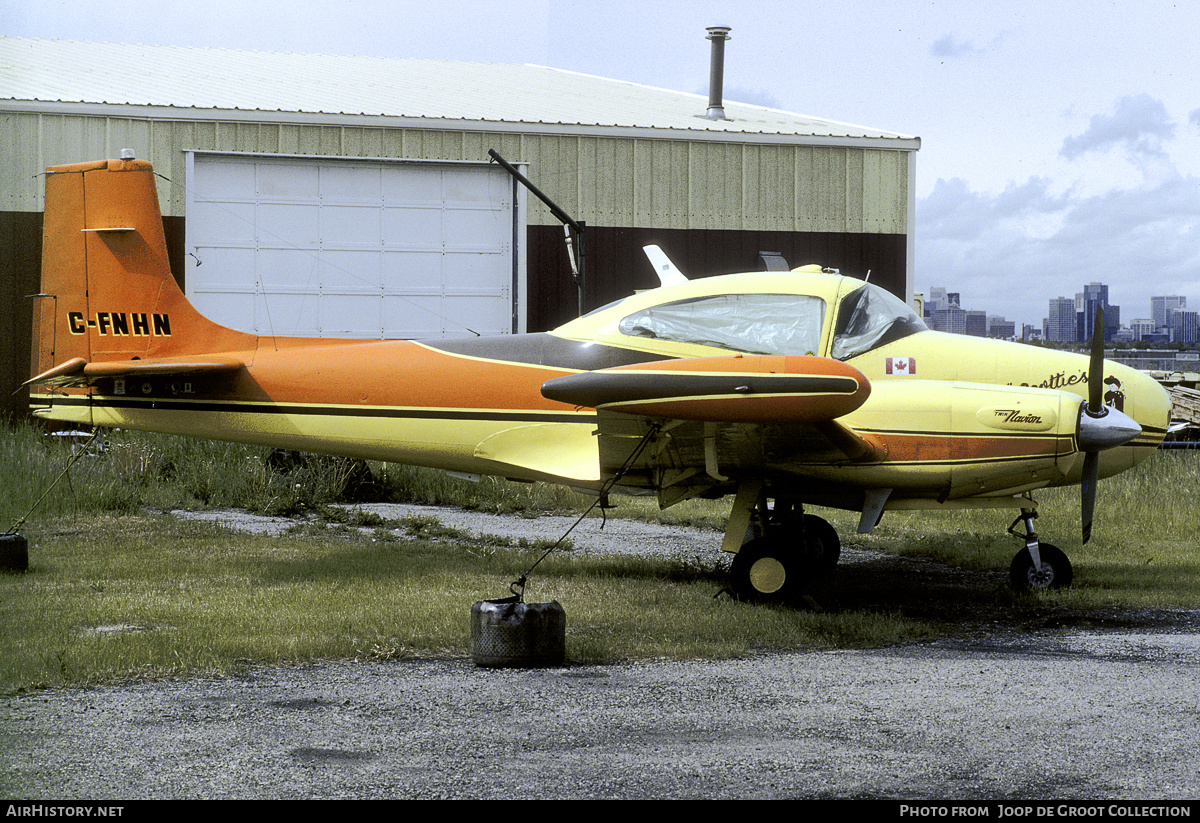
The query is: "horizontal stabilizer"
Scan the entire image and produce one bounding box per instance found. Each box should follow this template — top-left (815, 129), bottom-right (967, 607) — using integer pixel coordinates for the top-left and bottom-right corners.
top-left (23, 357), bottom-right (88, 387)
top-left (25, 356), bottom-right (245, 388)
top-left (541, 355), bottom-right (869, 424)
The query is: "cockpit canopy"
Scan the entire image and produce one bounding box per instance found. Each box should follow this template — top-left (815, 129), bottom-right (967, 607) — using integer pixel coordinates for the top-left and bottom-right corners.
top-left (618, 281), bottom-right (926, 361)
top-left (555, 272), bottom-right (926, 362)
top-left (618, 294), bottom-right (826, 356)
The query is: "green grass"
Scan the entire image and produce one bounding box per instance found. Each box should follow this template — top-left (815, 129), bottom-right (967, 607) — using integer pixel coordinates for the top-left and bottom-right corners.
top-left (1, 512), bottom-right (930, 693)
top-left (850, 449), bottom-right (1200, 610)
top-left (3, 424), bottom-right (1198, 694)
top-left (0, 422), bottom-right (594, 525)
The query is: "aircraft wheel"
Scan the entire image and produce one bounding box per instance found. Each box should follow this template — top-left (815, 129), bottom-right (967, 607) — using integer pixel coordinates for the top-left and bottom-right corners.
top-left (729, 536), bottom-right (805, 603)
top-left (803, 515), bottom-right (841, 572)
top-left (1010, 543), bottom-right (1073, 590)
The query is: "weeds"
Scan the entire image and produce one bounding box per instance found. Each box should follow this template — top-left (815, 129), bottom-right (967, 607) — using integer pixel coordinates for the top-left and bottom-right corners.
top-left (2, 423), bottom-right (1198, 694)
top-left (1, 423), bottom-right (592, 528)
top-left (0, 511), bottom-right (923, 693)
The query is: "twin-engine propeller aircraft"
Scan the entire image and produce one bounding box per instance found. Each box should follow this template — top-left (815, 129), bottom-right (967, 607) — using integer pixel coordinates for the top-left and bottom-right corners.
top-left (27, 157), bottom-right (1170, 601)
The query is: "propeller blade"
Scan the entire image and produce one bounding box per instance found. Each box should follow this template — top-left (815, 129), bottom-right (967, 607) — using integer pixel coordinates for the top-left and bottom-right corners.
top-left (1082, 305), bottom-right (1107, 544)
top-left (1088, 306), bottom-right (1105, 414)
top-left (1081, 450), bottom-right (1099, 544)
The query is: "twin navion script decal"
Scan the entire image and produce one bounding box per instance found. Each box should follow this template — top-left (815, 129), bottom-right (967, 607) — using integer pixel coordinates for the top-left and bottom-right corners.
top-left (68, 311), bottom-right (172, 337)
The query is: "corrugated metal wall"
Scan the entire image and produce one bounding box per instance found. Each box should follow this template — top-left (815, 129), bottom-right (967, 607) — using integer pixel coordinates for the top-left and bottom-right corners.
top-left (1, 110), bottom-right (913, 419)
top-left (1, 112), bottom-right (909, 234)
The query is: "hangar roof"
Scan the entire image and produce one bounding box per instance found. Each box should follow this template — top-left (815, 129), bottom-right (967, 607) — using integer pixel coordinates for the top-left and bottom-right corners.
top-left (0, 37), bottom-right (918, 149)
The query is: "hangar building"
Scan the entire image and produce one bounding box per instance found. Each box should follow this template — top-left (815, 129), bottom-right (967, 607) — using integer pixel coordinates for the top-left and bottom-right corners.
top-left (0, 34), bottom-right (920, 419)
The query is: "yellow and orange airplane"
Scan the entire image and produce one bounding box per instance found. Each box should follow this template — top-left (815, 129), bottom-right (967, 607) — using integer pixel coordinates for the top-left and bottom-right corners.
top-left (26, 157), bottom-right (1170, 601)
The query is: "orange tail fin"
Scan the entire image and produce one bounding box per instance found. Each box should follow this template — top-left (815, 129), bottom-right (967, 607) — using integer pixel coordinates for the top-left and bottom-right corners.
top-left (31, 158), bottom-right (255, 379)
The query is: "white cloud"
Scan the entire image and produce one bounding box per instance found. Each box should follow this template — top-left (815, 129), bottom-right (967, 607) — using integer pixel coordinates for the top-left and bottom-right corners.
top-left (918, 171), bottom-right (1200, 328)
top-left (920, 88), bottom-right (1200, 329)
top-left (929, 34), bottom-right (982, 59)
top-left (1060, 94), bottom-right (1175, 162)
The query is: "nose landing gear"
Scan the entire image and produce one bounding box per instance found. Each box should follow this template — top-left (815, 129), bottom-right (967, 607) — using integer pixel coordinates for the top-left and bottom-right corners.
top-left (1007, 509), bottom-right (1074, 590)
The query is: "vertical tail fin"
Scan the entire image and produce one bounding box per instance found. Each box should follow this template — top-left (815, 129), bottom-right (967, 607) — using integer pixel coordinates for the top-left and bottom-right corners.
top-left (31, 158), bottom-right (255, 380)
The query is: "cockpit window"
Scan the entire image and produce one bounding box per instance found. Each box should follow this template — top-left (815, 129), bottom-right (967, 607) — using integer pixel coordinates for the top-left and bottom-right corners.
top-left (830, 283), bottom-right (926, 360)
top-left (618, 294), bottom-right (825, 356)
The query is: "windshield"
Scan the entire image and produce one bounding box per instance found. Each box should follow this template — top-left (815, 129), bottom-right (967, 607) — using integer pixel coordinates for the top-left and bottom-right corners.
top-left (618, 293), bottom-right (825, 355)
top-left (830, 283), bottom-right (926, 360)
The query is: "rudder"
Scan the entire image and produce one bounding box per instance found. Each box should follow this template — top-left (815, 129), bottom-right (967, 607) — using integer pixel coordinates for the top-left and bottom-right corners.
top-left (31, 157), bottom-right (253, 381)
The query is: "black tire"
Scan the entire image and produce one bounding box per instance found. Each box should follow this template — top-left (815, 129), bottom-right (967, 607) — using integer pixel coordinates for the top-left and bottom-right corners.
top-left (729, 536), bottom-right (806, 603)
top-left (803, 514), bottom-right (841, 572)
top-left (1010, 543), bottom-right (1073, 590)
top-left (753, 514), bottom-right (840, 572)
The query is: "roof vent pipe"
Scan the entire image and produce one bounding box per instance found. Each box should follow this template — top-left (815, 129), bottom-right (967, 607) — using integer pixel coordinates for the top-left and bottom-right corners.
top-left (705, 26), bottom-right (731, 120)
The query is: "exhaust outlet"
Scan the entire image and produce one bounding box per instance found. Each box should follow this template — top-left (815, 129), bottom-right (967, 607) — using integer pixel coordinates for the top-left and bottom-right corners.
top-left (705, 26), bottom-right (731, 120)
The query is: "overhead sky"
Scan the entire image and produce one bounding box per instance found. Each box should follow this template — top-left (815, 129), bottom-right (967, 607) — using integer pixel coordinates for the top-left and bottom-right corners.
top-left (6, 0), bottom-right (1199, 330)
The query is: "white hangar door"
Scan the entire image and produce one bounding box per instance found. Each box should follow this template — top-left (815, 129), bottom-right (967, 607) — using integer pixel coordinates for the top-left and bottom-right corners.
top-left (184, 153), bottom-right (524, 339)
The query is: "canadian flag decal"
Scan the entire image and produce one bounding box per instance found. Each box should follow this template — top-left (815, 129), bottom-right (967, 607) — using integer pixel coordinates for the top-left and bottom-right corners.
top-left (885, 357), bottom-right (916, 375)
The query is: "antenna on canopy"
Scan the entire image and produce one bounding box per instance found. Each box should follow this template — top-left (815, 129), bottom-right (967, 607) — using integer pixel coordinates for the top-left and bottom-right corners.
top-left (642, 245), bottom-right (687, 286)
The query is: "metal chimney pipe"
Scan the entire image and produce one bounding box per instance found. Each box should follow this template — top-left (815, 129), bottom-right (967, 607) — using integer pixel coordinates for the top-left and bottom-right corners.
top-left (705, 26), bottom-right (731, 120)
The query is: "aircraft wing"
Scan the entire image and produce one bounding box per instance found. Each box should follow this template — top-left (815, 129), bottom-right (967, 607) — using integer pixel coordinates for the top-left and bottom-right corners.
top-left (541, 355), bottom-right (883, 502)
top-left (25, 356), bottom-right (245, 388)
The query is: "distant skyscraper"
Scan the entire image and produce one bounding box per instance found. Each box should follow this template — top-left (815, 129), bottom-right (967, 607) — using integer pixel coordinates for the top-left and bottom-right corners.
top-left (925, 286), bottom-right (1018, 338)
top-left (987, 316), bottom-right (1015, 339)
top-left (1169, 308), bottom-right (1199, 343)
top-left (1077, 282), bottom-right (1108, 341)
top-left (1152, 295), bottom-right (1186, 332)
top-left (1047, 296), bottom-right (1076, 342)
top-left (1130, 318), bottom-right (1156, 341)
top-left (1072, 282), bottom-right (1121, 341)
top-left (934, 304), bottom-right (966, 335)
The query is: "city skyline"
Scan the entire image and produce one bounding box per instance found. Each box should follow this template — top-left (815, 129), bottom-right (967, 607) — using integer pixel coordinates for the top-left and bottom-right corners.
top-left (924, 283), bottom-right (1198, 344)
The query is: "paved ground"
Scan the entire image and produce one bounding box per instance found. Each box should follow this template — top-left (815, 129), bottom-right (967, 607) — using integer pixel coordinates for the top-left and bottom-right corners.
top-left (5, 632), bottom-right (1199, 800)
top-left (3, 506), bottom-right (1198, 800)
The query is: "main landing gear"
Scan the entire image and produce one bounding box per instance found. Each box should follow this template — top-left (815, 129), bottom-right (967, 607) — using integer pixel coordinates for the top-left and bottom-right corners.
top-left (727, 499), bottom-right (841, 604)
top-left (1007, 509), bottom-right (1073, 590)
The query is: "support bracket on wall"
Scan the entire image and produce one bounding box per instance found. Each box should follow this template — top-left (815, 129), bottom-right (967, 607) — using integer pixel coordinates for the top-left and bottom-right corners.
top-left (488, 149), bottom-right (586, 317)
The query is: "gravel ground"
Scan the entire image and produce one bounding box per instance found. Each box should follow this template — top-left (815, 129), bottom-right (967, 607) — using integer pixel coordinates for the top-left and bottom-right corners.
top-left (170, 501), bottom-right (727, 559)
top-left (4, 506), bottom-right (1199, 800)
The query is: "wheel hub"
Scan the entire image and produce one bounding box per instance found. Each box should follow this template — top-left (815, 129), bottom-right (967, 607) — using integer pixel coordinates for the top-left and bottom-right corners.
top-left (1025, 565), bottom-right (1056, 588)
top-left (748, 557), bottom-right (787, 594)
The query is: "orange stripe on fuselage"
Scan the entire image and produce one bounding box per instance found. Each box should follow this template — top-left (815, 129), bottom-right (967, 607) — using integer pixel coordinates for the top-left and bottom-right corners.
top-left (866, 430), bottom-right (1074, 464)
top-left (238, 339), bottom-right (575, 412)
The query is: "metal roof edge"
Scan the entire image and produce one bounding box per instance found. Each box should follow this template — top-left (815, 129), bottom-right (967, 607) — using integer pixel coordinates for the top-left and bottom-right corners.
top-left (527, 63), bottom-right (919, 143)
top-left (187, 149), bottom-right (502, 167)
top-left (0, 99), bottom-right (921, 152)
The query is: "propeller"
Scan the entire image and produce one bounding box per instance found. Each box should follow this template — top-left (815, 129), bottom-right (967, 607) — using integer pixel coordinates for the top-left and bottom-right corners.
top-left (1075, 306), bottom-right (1140, 543)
